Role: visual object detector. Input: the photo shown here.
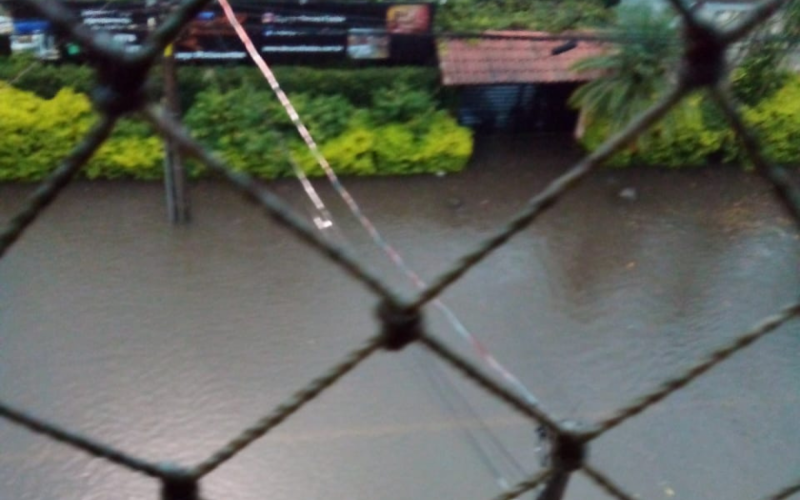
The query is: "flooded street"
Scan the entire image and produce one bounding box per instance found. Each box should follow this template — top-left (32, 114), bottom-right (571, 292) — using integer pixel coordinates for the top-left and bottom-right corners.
top-left (1, 134), bottom-right (798, 500)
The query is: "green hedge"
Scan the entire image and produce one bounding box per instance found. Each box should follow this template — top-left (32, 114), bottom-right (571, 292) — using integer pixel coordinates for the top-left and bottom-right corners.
top-left (734, 76), bottom-right (800, 165)
top-left (0, 85), bottom-right (163, 181)
top-left (185, 83), bottom-right (473, 178)
top-left (580, 95), bottom-right (726, 168)
top-left (578, 77), bottom-right (800, 168)
top-left (437, 0), bottom-right (613, 32)
top-left (0, 72), bottom-right (472, 181)
top-left (0, 56), bottom-right (441, 110)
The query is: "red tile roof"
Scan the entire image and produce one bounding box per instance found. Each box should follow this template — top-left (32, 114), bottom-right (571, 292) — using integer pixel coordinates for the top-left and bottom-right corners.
top-left (438, 31), bottom-right (608, 86)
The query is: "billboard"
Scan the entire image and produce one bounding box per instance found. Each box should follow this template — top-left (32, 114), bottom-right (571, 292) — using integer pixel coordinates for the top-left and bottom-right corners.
top-left (0, 1), bottom-right (149, 59)
top-left (0, 1), bottom-right (434, 64)
top-left (174, 2), bottom-right (433, 63)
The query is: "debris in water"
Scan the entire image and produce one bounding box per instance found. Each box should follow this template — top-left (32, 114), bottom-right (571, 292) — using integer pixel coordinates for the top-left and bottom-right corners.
top-left (447, 197), bottom-right (464, 209)
top-left (619, 187), bottom-right (638, 201)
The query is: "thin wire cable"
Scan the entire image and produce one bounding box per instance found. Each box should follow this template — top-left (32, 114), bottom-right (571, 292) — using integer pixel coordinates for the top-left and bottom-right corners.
top-left (217, 0), bottom-right (546, 415)
top-left (413, 351), bottom-right (528, 489)
top-left (275, 126), bottom-right (531, 490)
top-left (278, 137), bottom-right (335, 231)
top-left (270, 111), bottom-right (532, 489)
top-left (276, 122), bottom-right (532, 490)
top-left (281, 129), bottom-right (533, 491)
top-left (3, 59), bottom-right (40, 87)
top-left (143, 104), bottom-right (402, 304)
top-left (491, 469), bottom-right (553, 500)
top-left (420, 334), bottom-right (563, 432)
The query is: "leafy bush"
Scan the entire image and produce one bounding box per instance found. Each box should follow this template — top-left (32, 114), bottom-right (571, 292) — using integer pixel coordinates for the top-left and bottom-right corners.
top-left (730, 45), bottom-right (792, 107)
top-left (0, 54), bottom-right (94, 98)
top-left (372, 124), bottom-right (418, 174)
top-left (183, 86), bottom-right (291, 178)
top-left (291, 113), bottom-right (473, 177)
top-left (301, 126), bottom-right (377, 176)
top-left (415, 112), bottom-right (475, 174)
top-left (177, 65), bottom-right (441, 111)
top-left (579, 75), bottom-right (800, 169)
top-left (579, 95), bottom-right (725, 168)
top-left (370, 83), bottom-right (436, 125)
top-left (183, 85), bottom-right (365, 177)
top-left (0, 55), bottom-right (441, 111)
top-left (88, 120), bottom-right (164, 180)
top-left (0, 80), bottom-right (470, 182)
top-left (438, 0), bottom-right (613, 32)
top-left (0, 84), bottom-right (164, 181)
top-left (733, 76), bottom-right (800, 166)
top-left (186, 81), bottom-right (472, 179)
top-left (0, 85), bottom-right (93, 181)
top-left (0, 64), bottom-right (473, 181)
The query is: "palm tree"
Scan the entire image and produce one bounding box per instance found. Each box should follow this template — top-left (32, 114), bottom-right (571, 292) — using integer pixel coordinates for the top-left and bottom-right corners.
top-left (569, 4), bottom-right (681, 138)
top-left (730, 0), bottom-right (800, 105)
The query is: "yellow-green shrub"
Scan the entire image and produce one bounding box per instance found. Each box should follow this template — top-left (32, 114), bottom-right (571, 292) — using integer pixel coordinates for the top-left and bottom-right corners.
top-left (415, 112), bottom-right (474, 174)
top-left (0, 86), bottom-right (93, 181)
top-left (736, 76), bottom-right (800, 165)
top-left (192, 86), bottom-right (473, 178)
top-left (372, 124), bottom-right (418, 174)
top-left (306, 126), bottom-right (376, 176)
top-left (579, 95), bottom-right (725, 168)
top-left (0, 84), bottom-right (163, 181)
top-left (0, 81), bottom-right (473, 181)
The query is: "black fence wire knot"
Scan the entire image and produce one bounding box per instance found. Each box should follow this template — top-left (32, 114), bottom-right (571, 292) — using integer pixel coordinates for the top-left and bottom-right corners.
top-left (680, 18), bottom-right (728, 89)
top-left (378, 300), bottom-right (424, 351)
top-left (549, 423), bottom-right (586, 473)
top-left (535, 422), bottom-right (586, 500)
top-left (160, 464), bottom-right (199, 500)
top-left (91, 56), bottom-right (151, 116)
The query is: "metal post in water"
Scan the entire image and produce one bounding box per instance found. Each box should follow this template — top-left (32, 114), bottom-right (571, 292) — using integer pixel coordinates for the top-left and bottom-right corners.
top-left (160, 1), bottom-right (190, 224)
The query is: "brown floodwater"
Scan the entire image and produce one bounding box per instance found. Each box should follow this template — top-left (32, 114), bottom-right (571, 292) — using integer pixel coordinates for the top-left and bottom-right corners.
top-left (0, 134), bottom-right (798, 500)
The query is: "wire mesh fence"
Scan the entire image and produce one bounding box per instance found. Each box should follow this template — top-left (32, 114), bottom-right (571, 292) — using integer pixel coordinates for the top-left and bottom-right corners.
top-left (1, 0), bottom-right (799, 499)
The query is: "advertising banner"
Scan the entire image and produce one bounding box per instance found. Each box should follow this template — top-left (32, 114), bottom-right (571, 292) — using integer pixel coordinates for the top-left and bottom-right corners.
top-left (0, 1), bottom-right (435, 64)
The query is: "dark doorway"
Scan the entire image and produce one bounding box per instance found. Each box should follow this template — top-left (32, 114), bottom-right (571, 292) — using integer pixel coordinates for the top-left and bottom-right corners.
top-left (457, 83), bottom-right (581, 133)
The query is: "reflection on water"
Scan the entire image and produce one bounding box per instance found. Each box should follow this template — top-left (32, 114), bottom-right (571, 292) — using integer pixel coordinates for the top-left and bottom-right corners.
top-left (0, 135), bottom-right (798, 500)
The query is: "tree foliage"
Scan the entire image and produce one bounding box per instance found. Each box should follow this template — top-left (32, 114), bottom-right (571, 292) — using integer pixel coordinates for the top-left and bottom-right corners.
top-left (570, 4), bottom-right (680, 133)
top-left (437, 0), bottom-right (613, 32)
top-left (730, 0), bottom-right (800, 106)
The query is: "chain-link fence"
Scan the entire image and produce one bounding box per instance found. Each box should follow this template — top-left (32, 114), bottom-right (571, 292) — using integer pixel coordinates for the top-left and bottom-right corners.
top-left (1, 0), bottom-right (799, 499)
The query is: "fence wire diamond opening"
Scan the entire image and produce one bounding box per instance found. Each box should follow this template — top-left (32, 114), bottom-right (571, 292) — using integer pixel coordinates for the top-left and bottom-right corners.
top-left (1, 1), bottom-right (799, 500)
